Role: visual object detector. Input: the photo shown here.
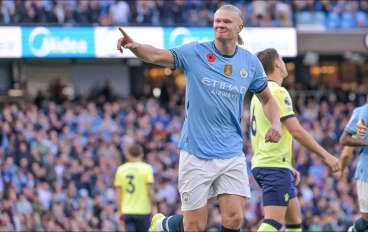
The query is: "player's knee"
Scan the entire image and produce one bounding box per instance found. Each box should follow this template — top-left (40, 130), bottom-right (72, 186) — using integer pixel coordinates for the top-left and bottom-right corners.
top-left (286, 211), bottom-right (302, 225)
top-left (222, 212), bottom-right (243, 229)
top-left (295, 212), bottom-right (302, 224)
top-left (183, 219), bottom-right (206, 231)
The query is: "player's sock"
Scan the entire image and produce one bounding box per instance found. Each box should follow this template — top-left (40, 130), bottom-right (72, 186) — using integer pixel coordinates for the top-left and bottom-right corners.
top-left (221, 225), bottom-right (240, 232)
top-left (258, 219), bottom-right (282, 232)
top-left (285, 223), bottom-right (302, 232)
top-left (162, 215), bottom-right (184, 232)
top-left (352, 217), bottom-right (368, 232)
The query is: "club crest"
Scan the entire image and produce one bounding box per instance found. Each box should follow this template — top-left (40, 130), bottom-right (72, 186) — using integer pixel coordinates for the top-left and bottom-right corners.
top-left (240, 68), bottom-right (248, 78)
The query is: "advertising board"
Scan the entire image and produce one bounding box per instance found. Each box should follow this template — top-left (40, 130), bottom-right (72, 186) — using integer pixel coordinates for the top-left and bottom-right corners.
top-left (22, 27), bottom-right (95, 58)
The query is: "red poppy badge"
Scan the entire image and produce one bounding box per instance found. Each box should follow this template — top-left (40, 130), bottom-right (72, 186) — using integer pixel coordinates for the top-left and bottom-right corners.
top-left (206, 53), bottom-right (216, 63)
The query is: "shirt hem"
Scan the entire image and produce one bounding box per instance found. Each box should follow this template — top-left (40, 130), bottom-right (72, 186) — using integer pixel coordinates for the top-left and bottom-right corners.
top-left (179, 148), bottom-right (244, 160)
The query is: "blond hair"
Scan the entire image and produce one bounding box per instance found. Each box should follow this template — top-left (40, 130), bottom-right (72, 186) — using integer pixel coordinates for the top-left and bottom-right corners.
top-left (217, 5), bottom-right (244, 45)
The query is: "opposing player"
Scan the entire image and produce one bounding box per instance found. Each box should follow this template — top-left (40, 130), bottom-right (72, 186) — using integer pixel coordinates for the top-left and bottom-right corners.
top-left (251, 48), bottom-right (341, 232)
top-left (117, 5), bottom-right (282, 232)
top-left (339, 100), bottom-right (368, 232)
top-left (114, 144), bottom-right (157, 232)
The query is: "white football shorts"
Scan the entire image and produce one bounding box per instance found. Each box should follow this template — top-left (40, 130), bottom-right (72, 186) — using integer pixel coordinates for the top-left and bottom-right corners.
top-left (357, 179), bottom-right (368, 213)
top-left (178, 150), bottom-right (251, 211)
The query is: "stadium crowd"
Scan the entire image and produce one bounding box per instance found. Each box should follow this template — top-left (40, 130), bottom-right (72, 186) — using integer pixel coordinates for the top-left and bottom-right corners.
top-left (0, 78), bottom-right (366, 231)
top-left (0, 0), bottom-right (367, 28)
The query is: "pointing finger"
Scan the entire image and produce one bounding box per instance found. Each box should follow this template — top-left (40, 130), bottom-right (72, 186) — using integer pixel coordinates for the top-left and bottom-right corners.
top-left (118, 27), bottom-right (130, 40)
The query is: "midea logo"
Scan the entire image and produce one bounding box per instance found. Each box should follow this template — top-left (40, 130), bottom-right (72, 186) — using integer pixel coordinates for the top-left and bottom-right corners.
top-left (28, 27), bottom-right (88, 57)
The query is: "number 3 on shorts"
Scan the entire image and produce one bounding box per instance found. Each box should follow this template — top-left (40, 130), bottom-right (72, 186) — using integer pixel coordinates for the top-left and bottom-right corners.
top-left (251, 106), bottom-right (257, 136)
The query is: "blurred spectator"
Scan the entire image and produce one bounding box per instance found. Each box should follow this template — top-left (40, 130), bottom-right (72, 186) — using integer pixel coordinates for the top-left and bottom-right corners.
top-left (0, 76), bottom-right (365, 231)
top-left (0, 0), bottom-right (366, 28)
top-left (110, 0), bottom-right (130, 25)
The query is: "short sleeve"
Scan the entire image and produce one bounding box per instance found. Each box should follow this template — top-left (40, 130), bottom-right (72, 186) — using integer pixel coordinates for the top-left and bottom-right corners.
top-left (345, 110), bottom-right (359, 135)
top-left (145, 165), bottom-right (154, 184)
top-left (114, 167), bottom-right (122, 187)
top-left (273, 89), bottom-right (295, 121)
top-left (169, 42), bottom-right (197, 71)
top-left (249, 57), bottom-right (268, 94)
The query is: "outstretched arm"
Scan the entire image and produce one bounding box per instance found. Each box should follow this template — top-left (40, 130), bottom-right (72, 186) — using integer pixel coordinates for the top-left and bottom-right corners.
top-left (117, 28), bottom-right (175, 69)
top-left (284, 117), bottom-right (341, 172)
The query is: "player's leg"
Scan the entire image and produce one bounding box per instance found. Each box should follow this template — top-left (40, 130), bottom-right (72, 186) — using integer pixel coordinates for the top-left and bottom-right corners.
top-left (151, 150), bottom-right (214, 232)
top-left (285, 199), bottom-right (302, 232)
top-left (253, 167), bottom-right (293, 232)
top-left (218, 194), bottom-right (246, 231)
top-left (284, 170), bottom-right (302, 232)
top-left (123, 215), bottom-right (136, 232)
top-left (134, 215), bottom-right (151, 232)
top-left (259, 206), bottom-right (286, 232)
top-left (349, 180), bottom-right (368, 232)
top-left (213, 155), bottom-right (250, 231)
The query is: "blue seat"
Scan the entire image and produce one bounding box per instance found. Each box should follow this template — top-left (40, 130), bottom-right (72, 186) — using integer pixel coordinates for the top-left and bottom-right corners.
top-left (272, 20), bottom-right (280, 27)
top-left (314, 11), bottom-right (326, 24)
top-left (246, 3), bottom-right (253, 15)
top-left (326, 12), bottom-right (341, 29)
top-left (296, 12), bottom-right (313, 24)
top-left (341, 12), bottom-right (356, 28)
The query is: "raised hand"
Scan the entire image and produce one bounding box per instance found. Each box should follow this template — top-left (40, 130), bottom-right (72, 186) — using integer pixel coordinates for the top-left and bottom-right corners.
top-left (117, 27), bottom-right (139, 53)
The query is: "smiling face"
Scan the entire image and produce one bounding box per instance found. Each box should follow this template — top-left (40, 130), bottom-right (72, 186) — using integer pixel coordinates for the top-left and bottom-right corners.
top-left (213, 8), bottom-right (243, 43)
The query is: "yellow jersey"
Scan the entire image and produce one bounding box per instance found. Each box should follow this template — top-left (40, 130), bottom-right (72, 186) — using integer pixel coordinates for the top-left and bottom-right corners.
top-left (250, 81), bottom-right (295, 169)
top-left (114, 161), bottom-right (154, 215)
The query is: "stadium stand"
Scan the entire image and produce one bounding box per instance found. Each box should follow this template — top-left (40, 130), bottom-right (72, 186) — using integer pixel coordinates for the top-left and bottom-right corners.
top-left (0, 79), bottom-right (366, 231)
top-left (0, 0), bottom-right (367, 28)
top-left (0, 0), bottom-right (367, 231)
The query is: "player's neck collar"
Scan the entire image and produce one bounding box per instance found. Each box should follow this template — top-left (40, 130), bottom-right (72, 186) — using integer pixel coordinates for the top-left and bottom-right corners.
top-left (268, 80), bottom-right (279, 86)
top-left (212, 41), bottom-right (238, 58)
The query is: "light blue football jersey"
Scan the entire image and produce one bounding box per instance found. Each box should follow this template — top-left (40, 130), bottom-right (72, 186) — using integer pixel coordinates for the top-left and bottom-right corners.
top-left (170, 41), bottom-right (268, 160)
top-left (345, 104), bottom-right (368, 182)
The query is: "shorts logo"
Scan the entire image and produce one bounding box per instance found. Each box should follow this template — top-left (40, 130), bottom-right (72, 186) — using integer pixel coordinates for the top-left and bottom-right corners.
top-left (182, 192), bottom-right (190, 204)
top-left (284, 193), bottom-right (289, 202)
top-left (240, 68), bottom-right (248, 79)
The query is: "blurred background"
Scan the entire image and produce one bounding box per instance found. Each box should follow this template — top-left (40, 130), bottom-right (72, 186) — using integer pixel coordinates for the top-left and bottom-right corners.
top-left (0, 0), bottom-right (367, 231)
